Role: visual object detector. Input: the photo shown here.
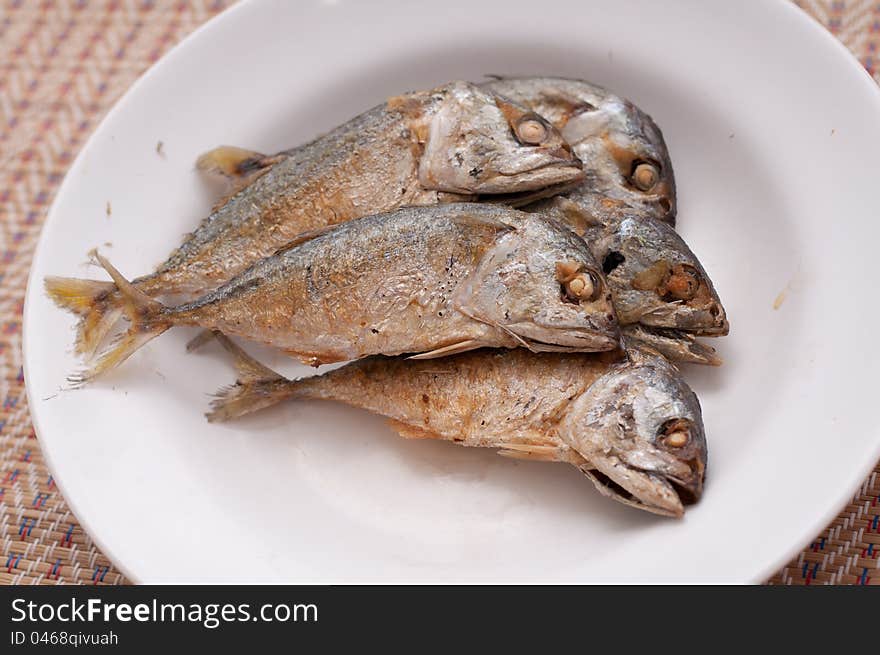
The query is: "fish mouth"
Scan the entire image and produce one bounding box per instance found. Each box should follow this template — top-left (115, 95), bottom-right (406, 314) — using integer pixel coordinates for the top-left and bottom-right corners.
top-left (622, 325), bottom-right (723, 366)
top-left (481, 178), bottom-right (585, 208)
top-left (581, 457), bottom-right (704, 518)
top-left (482, 156), bottom-right (585, 193)
top-left (504, 323), bottom-right (620, 352)
top-left (637, 304), bottom-right (729, 337)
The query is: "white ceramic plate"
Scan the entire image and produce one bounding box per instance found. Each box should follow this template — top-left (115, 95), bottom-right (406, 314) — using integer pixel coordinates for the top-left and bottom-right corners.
top-left (23, 0), bottom-right (880, 583)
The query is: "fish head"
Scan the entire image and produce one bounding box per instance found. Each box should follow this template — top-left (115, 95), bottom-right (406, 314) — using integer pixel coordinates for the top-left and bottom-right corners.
top-left (482, 77), bottom-right (676, 224)
top-left (595, 217), bottom-right (728, 335)
top-left (560, 347), bottom-right (707, 517)
top-left (414, 81), bottom-right (584, 195)
top-left (455, 211), bottom-right (619, 352)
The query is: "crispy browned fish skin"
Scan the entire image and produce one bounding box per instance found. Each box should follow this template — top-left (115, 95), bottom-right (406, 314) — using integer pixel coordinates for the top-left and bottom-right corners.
top-left (207, 339), bottom-right (705, 518)
top-left (483, 76), bottom-right (677, 225)
top-left (74, 204), bottom-right (619, 383)
top-left (46, 81), bottom-right (583, 357)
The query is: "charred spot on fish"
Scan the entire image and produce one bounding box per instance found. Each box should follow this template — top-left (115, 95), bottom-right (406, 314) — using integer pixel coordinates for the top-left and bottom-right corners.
top-left (469, 166), bottom-right (483, 178)
top-left (602, 251), bottom-right (625, 274)
top-left (454, 152), bottom-right (464, 166)
top-left (371, 328), bottom-right (379, 334)
top-left (421, 394), bottom-right (430, 404)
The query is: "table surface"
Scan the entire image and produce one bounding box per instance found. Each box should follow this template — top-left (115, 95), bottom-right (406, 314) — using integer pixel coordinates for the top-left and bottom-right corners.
top-left (0, 0), bottom-right (877, 586)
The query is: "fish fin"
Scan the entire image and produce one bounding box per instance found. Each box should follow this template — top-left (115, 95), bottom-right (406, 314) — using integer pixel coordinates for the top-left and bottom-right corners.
top-left (206, 377), bottom-right (295, 422)
top-left (44, 277), bottom-right (114, 315)
top-left (195, 146), bottom-right (279, 179)
top-left (185, 329), bottom-right (217, 352)
top-left (210, 332), bottom-right (286, 382)
top-left (497, 444), bottom-right (559, 461)
top-left (205, 333), bottom-right (298, 422)
top-left (407, 339), bottom-right (482, 360)
top-left (270, 223), bottom-right (339, 257)
top-left (67, 252), bottom-right (171, 385)
top-left (44, 276), bottom-right (124, 358)
top-left (197, 147), bottom-right (283, 210)
top-left (386, 419), bottom-right (443, 441)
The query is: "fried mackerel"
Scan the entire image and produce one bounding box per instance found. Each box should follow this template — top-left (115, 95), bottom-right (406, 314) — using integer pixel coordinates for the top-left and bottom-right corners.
top-left (207, 336), bottom-right (706, 518)
top-left (72, 204), bottom-right (619, 383)
top-left (46, 81), bottom-right (583, 357)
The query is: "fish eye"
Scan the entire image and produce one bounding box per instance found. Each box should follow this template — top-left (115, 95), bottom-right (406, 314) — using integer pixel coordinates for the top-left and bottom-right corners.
top-left (564, 272), bottom-right (601, 303)
top-left (630, 160), bottom-right (660, 192)
top-left (662, 264), bottom-right (701, 301)
top-left (514, 115), bottom-right (549, 145)
top-left (659, 418), bottom-right (691, 448)
top-left (556, 261), bottom-right (602, 303)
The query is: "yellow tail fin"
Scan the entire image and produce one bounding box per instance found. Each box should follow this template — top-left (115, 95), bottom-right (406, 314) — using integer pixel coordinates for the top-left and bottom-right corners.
top-left (68, 253), bottom-right (171, 386)
top-left (44, 276), bottom-right (122, 358)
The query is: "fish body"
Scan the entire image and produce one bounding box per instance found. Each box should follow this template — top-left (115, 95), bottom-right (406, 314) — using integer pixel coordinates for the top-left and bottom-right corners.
top-left (208, 338), bottom-right (705, 517)
top-left (483, 76), bottom-right (676, 225)
top-left (77, 204), bottom-right (619, 381)
top-left (47, 81), bottom-right (583, 356)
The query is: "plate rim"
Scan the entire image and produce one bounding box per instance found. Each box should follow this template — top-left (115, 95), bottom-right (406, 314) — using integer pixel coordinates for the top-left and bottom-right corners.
top-left (21, 0), bottom-right (880, 584)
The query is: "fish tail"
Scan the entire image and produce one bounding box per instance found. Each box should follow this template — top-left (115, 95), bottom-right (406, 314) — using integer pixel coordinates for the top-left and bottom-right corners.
top-left (205, 332), bottom-right (295, 422)
top-left (68, 253), bottom-right (171, 385)
top-left (44, 276), bottom-right (123, 357)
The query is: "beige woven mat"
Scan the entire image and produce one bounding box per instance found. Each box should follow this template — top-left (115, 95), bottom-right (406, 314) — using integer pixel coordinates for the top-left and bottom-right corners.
top-left (1, 0), bottom-right (877, 586)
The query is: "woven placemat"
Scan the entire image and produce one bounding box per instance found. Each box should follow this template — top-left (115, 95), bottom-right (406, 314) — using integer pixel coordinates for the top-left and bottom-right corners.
top-left (1, 0), bottom-right (877, 586)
